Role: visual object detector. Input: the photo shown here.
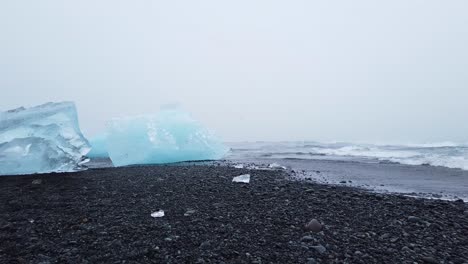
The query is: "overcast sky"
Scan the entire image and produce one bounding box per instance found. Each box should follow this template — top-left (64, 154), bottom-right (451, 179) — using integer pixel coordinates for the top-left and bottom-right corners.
top-left (1, 1), bottom-right (467, 143)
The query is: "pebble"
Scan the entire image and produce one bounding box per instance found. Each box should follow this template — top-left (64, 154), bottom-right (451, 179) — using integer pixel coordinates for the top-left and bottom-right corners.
top-left (306, 258), bottom-right (317, 264)
top-left (464, 210), bottom-right (468, 216)
top-left (184, 209), bottom-right (196, 217)
top-left (421, 256), bottom-right (438, 264)
top-left (311, 245), bottom-right (326, 254)
top-left (301, 236), bottom-right (315, 242)
top-left (305, 219), bottom-right (322, 233)
top-left (379, 233), bottom-right (390, 240)
top-left (199, 241), bottom-right (211, 249)
top-left (408, 216), bottom-right (421, 223)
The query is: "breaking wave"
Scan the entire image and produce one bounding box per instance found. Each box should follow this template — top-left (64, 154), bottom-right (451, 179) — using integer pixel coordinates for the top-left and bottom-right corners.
top-left (228, 141), bottom-right (468, 170)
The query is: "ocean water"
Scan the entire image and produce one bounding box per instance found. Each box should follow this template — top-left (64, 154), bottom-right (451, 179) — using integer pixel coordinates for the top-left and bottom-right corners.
top-left (227, 141), bottom-right (468, 171)
top-left (226, 141), bottom-right (468, 201)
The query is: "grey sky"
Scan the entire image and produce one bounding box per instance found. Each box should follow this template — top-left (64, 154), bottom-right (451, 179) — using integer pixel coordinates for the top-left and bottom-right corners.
top-left (1, 1), bottom-right (467, 142)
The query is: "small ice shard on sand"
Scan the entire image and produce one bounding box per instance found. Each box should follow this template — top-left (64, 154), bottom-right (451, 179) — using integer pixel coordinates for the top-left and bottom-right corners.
top-left (106, 106), bottom-right (228, 167)
top-left (233, 164), bottom-right (244, 169)
top-left (151, 210), bottom-right (165, 218)
top-left (31, 179), bottom-right (42, 185)
top-left (0, 102), bottom-right (90, 175)
top-left (268, 163), bottom-right (287, 170)
top-left (232, 174), bottom-right (250, 183)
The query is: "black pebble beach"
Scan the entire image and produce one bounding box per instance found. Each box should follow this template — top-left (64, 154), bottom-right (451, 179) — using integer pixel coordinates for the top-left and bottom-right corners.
top-left (0, 165), bottom-right (467, 263)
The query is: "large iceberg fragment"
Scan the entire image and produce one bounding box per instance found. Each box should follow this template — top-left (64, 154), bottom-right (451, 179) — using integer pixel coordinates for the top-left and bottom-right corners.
top-left (106, 107), bottom-right (228, 166)
top-left (0, 102), bottom-right (90, 175)
top-left (87, 133), bottom-right (109, 158)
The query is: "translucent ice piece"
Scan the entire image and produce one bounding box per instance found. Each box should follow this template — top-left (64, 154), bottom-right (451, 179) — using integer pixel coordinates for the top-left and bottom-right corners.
top-left (151, 210), bottom-right (165, 218)
top-left (106, 107), bottom-right (228, 166)
top-left (268, 163), bottom-right (287, 170)
top-left (232, 174), bottom-right (250, 183)
top-left (0, 102), bottom-right (90, 175)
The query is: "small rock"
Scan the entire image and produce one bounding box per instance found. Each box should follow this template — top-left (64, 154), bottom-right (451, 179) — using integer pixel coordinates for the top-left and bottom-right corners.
top-left (301, 236), bottom-right (314, 242)
top-left (340, 181), bottom-right (347, 184)
top-left (199, 241), bottom-right (211, 249)
top-left (421, 256), bottom-right (438, 264)
top-left (184, 209), bottom-right (196, 217)
top-left (390, 237), bottom-right (400, 243)
top-left (306, 258), bottom-right (317, 264)
top-left (305, 219), bottom-right (322, 233)
top-left (311, 245), bottom-right (326, 254)
top-left (379, 233), bottom-right (390, 240)
top-left (464, 210), bottom-right (468, 216)
top-left (32, 179), bottom-right (42, 185)
top-left (408, 216), bottom-right (421, 223)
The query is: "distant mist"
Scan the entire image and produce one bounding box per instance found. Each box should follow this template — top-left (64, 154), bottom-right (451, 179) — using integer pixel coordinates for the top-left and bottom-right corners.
top-left (1, 1), bottom-right (467, 142)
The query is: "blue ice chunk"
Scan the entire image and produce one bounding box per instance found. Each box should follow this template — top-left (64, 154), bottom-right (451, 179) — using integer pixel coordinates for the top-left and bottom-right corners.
top-left (87, 133), bottom-right (109, 158)
top-left (106, 107), bottom-right (228, 166)
top-left (0, 102), bottom-right (90, 175)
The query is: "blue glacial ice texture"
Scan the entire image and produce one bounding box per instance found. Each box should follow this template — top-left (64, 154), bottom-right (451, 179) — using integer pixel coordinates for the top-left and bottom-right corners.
top-left (106, 108), bottom-right (228, 166)
top-left (87, 133), bottom-right (109, 158)
top-left (0, 102), bottom-right (91, 175)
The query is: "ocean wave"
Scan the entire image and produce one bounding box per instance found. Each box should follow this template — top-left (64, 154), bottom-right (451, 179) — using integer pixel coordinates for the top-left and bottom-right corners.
top-left (227, 141), bottom-right (468, 170)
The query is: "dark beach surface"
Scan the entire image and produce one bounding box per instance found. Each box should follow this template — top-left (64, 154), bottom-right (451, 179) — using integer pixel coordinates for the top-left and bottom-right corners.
top-left (0, 165), bottom-right (467, 264)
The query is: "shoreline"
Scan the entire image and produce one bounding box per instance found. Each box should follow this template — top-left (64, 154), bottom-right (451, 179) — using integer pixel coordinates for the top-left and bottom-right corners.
top-left (1, 165), bottom-right (467, 263)
top-left (86, 157), bottom-right (468, 202)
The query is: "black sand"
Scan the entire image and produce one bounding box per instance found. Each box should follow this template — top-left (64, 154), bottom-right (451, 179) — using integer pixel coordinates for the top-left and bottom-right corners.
top-left (0, 165), bottom-right (467, 263)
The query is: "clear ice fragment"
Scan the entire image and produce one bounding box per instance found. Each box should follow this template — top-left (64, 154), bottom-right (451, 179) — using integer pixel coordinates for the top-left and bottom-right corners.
top-left (268, 163), bottom-right (287, 170)
top-left (151, 210), bottom-right (165, 218)
top-left (233, 164), bottom-right (244, 169)
top-left (232, 174), bottom-right (250, 183)
top-left (0, 102), bottom-right (90, 175)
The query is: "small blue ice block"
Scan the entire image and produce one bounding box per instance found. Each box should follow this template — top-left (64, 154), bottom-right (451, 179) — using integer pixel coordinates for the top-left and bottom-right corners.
top-left (106, 107), bottom-right (228, 166)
